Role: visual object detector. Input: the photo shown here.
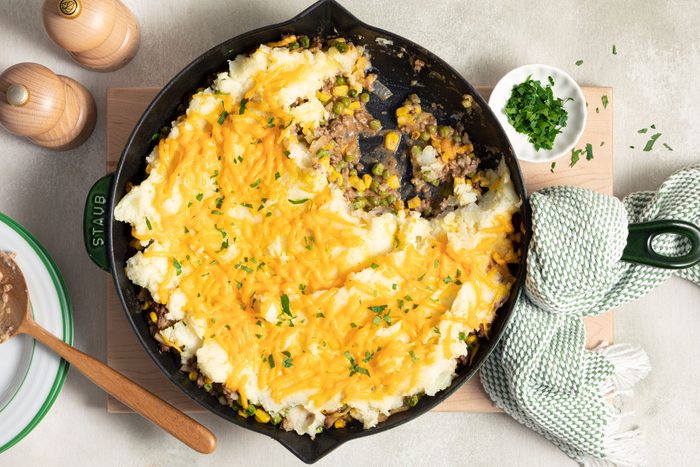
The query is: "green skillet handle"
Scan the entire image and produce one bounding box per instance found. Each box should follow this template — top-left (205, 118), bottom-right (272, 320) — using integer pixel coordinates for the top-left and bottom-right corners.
top-left (621, 220), bottom-right (700, 269)
top-left (83, 174), bottom-right (113, 271)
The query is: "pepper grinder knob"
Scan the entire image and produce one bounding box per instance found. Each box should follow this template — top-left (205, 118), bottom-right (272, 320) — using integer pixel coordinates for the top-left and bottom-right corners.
top-left (0, 63), bottom-right (96, 150)
top-left (42, 0), bottom-right (140, 72)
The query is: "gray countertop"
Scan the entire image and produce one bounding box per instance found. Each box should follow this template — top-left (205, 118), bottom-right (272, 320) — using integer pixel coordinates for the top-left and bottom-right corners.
top-left (1, 0), bottom-right (698, 465)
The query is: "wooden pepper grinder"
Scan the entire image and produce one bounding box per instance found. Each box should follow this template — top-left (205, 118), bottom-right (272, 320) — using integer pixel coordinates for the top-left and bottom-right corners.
top-left (42, 0), bottom-right (140, 72)
top-left (0, 63), bottom-right (96, 150)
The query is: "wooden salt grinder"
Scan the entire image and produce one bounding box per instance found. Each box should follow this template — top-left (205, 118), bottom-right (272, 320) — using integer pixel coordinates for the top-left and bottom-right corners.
top-left (0, 63), bottom-right (96, 150)
top-left (42, 0), bottom-right (140, 72)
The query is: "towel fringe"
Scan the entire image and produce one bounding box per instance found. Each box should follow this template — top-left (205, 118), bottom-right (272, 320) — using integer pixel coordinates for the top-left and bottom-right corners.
top-left (594, 343), bottom-right (651, 391)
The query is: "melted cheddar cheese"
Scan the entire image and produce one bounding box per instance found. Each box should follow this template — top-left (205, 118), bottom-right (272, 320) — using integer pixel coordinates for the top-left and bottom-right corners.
top-left (115, 41), bottom-right (521, 436)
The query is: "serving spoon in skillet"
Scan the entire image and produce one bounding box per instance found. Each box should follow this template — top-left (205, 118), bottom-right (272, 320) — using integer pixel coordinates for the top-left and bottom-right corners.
top-left (0, 252), bottom-right (217, 454)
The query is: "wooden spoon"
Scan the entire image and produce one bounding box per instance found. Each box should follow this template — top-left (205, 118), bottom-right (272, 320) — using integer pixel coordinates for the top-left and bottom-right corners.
top-left (0, 252), bottom-right (217, 454)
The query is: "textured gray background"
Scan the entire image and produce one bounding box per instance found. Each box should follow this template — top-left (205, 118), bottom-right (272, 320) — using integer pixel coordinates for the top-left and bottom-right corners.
top-left (0, 0), bottom-right (698, 465)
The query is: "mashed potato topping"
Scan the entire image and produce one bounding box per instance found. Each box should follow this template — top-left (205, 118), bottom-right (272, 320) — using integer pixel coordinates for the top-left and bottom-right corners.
top-left (115, 37), bottom-right (521, 436)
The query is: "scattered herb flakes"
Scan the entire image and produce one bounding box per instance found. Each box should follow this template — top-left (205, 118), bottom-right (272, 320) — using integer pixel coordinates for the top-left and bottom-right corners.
top-left (595, 107), bottom-right (599, 114)
top-left (458, 332), bottom-right (467, 342)
top-left (249, 178), bottom-right (261, 188)
top-left (267, 117), bottom-right (275, 128)
top-left (643, 133), bottom-right (662, 151)
top-left (663, 143), bottom-right (673, 151)
top-left (282, 351), bottom-right (293, 368)
top-left (370, 262), bottom-right (379, 269)
top-left (504, 76), bottom-right (570, 150)
top-left (283, 150), bottom-right (291, 157)
top-left (417, 273), bottom-right (426, 281)
top-left (316, 312), bottom-right (325, 318)
top-left (274, 171), bottom-right (281, 180)
top-left (575, 60), bottom-right (584, 66)
top-left (145, 216), bottom-right (152, 230)
top-left (638, 128), bottom-right (648, 134)
top-left (304, 235), bottom-right (314, 250)
top-left (550, 161), bottom-right (556, 173)
top-left (570, 148), bottom-right (584, 167)
top-left (363, 351), bottom-right (375, 363)
top-left (391, 283), bottom-right (398, 290)
top-left (196, 193), bottom-right (204, 201)
top-left (548, 75), bottom-right (555, 86)
top-left (601, 95), bottom-right (609, 109)
top-left (651, 124), bottom-right (656, 129)
top-left (217, 110), bottom-right (228, 125)
top-left (433, 326), bottom-right (441, 335)
top-left (280, 294), bottom-right (292, 316)
top-left (344, 351), bottom-right (370, 377)
top-left (600, 141), bottom-right (605, 147)
top-left (409, 350), bottom-right (418, 362)
top-left (288, 198), bottom-right (309, 204)
top-left (612, 44), bottom-right (617, 55)
top-left (585, 143), bottom-right (594, 161)
top-left (368, 305), bottom-right (387, 314)
top-left (211, 210), bottom-right (223, 215)
top-left (239, 98), bottom-right (248, 115)
top-left (629, 145), bottom-right (635, 149)
top-left (239, 264), bottom-right (253, 273)
top-left (268, 354), bottom-right (275, 368)
top-left (172, 258), bottom-right (182, 276)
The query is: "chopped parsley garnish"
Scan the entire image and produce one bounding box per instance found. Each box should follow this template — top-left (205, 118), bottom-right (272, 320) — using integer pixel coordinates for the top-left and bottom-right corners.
top-left (370, 262), bottom-right (379, 269)
top-left (249, 178), bottom-right (261, 188)
top-left (643, 133), bottom-right (662, 152)
top-left (281, 294), bottom-right (292, 316)
top-left (369, 305), bottom-right (387, 314)
top-left (281, 350), bottom-right (293, 368)
top-left (217, 110), bottom-right (228, 125)
top-left (215, 197), bottom-right (224, 209)
top-left (196, 193), bottom-right (204, 201)
top-left (443, 276), bottom-right (452, 284)
top-left (239, 98), bottom-right (248, 115)
top-left (575, 60), bottom-right (583, 66)
top-left (638, 128), bottom-right (648, 134)
top-left (363, 351), bottom-right (375, 363)
top-left (433, 326), bottom-right (441, 335)
top-left (239, 264), bottom-right (253, 273)
top-left (235, 280), bottom-right (242, 289)
top-left (211, 210), bottom-right (223, 215)
top-left (344, 351), bottom-right (370, 377)
top-left (504, 76), bottom-right (570, 150)
top-left (268, 354), bottom-right (275, 368)
top-left (601, 95), bottom-right (609, 109)
top-left (417, 273), bottom-right (425, 281)
top-left (392, 283), bottom-right (397, 290)
top-left (409, 350), bottom-right (418, 362)
top-left (267, 117), bottom-right (275, 127)
top-left (304, 235), bottom-right (314, 250)
top-left (172, 258), bottom-right (182, 275)
top-left (299, 283), bottom-right (306, 294)
top-left (218, 239), bottom-right (229, 251)
top-left (550, 161), bottom-right (556, 173)
top-left (663, 143), bottom-right (673, 151)
top-left (585, 143), bottom-right (594, 160)
top-left (570, 148), bottom-right (584, 167)
top-left (283, 150), bottom-right (291, 157)
top-left (145, 217), bottom-right (152, 230)
top-left (275, 171), bottom-right (281, 180)
top-left (316, 312), bottom-right (325, 318)
top-left (612, 44), bottom-right (617, 55)
top-left (458, 332), bottom-right (467, 342)
top-left (288, 198), bottom-right (309, 204)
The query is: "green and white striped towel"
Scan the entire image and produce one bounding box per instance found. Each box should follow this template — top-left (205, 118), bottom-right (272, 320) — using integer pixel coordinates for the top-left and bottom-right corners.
top-left (481, 165), bottom-right (700, 466)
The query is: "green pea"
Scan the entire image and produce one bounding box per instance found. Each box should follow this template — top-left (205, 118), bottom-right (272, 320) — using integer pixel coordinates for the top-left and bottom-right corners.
top-left (348, 89), bottom-right (358, 98)
top-left (288, 42), bottom-right (300, 50)
top-left (335, 160), bottom-right (347, 169)
top-left (344, 153), bottom-right (356, 162)
top-left (411, 145), bottom-right (422, 157)
top-left (372, 163), bottom-right (385, 176)
top-left (298, 36), bottom-right (310, 48)
top-left (370, 180), bottom-right (381, 191)
top-left (333, 101), bottom-right (345, 115)
top-left (353, 199), bottom-right (366, 209)
top-left (340, 96), bottom-right (351, 107)
top-left (359, 92), bottom-right (370, 103)
top-left (438, 126), bottom-right (452, 138)
top-left (420, 131), bottom-right (431, 142)
top-left (370, 197), bottom-right (382, 207)
top-left (316, 148), bottom-right (331, 158)
top-left (334, 42), bottom-right (349, 53)
top-left (427, 124), bottom-right (437, 134)
top-left (386, 194), bottom-right (397, 204)
top-left (349, 169), bottom-right (358, 177)
top-left (369, 119), bottom-right (382, 131)
top-left (336, 75), bottom-right (346, 85)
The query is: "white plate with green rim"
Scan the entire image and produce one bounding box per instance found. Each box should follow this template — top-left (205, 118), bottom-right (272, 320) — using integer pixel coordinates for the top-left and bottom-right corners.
top-left (0, 212), bottom-right (73, 453)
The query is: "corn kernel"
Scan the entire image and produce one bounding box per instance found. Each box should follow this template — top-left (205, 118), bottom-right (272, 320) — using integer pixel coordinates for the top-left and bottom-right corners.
top-left (410, 130), bottom-right (421, 140)
top-left (238, 409), bottom-right (249, 418)
top-left (348, 175), bottom-right (366, 192)
top-left (407, 196), bottom-right (421, 209)
top-left (466, 334), bottom-right (478, 345)
top-left (145, 165), bottom-right (151, 175)
top-left (203, 377), bottom-right (212, 385)
top-left (319, 156), bottom-right (331, 168)
top-left (328, 170), bottom-right (341, 183)
top-left (348, 101), bottom-right (361, 111)
top-left (395, 106), bottom-right (410, 117)
top-left (239, 393), bottom-right (248, 409)
top-left (331, 85), bottom-right (348, 97)
top-left (254, 409), bottom-right (271, 423)
top-left (188, 371), bottom-right (197, 381)
top-left (387, 175), bottom-right (400, 189)
top-left (316, 90), bottom-right (331, 103)
top-left (140, 301), bottom-right (149, 310)
top-left (362, 174), bottom-right (372, 189)
top-left (149, 311), bottom-right (157, 323)
top-left (414, 105), bottom-right (422, 114)
top-left (453, 176), bottom-right (465, 186)
top-left (334, 419), bottom-right (346, 429)
top-left (384, 131), bottom-right (401, 152)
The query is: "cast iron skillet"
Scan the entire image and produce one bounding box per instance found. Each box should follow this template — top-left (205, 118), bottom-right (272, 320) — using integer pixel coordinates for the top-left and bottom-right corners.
top-left (82, 0), bottom-right (700, 463)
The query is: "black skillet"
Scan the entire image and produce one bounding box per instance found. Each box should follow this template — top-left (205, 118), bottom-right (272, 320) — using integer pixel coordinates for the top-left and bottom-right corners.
top-left (82, 0), bottom-right (700, 463)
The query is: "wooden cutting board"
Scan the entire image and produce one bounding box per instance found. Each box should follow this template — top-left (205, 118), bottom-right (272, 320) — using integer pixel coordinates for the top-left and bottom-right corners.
top-left (106, 86), bottom-right (614, 413)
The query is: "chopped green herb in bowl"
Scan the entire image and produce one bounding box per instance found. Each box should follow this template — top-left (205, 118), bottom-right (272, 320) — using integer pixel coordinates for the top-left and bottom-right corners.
top-left (489, 64), bottom-right (587, 163)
